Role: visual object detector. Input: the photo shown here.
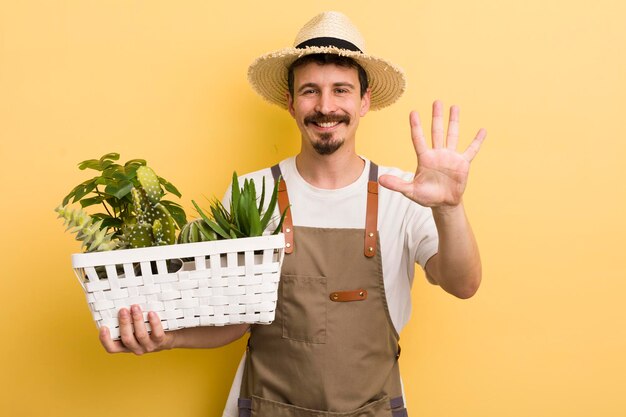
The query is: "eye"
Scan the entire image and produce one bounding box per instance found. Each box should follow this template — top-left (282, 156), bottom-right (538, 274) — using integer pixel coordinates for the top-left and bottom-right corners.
top-left (301, 88), bottom-right (317, 95)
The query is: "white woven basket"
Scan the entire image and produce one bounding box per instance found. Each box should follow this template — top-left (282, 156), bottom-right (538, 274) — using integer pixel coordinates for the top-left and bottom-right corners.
top-left (71, 234), bottom-right (285, 340)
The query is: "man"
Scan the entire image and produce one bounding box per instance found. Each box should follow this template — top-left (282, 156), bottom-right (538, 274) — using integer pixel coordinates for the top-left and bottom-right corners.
top-left (100, 11), bottom-right (486, 417)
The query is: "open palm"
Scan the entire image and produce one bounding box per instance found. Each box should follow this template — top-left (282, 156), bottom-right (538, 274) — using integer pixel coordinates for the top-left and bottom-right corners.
top-left (379, 101), bottom-right (486, 208)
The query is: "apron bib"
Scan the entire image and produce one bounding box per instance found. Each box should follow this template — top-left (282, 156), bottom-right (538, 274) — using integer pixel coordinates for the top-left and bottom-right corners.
top-left (238, 163), bottom-right (408, 417)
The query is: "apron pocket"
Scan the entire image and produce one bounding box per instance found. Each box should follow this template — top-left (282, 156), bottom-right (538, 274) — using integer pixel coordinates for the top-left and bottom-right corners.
top-left (250, 395), bottom-right (392, 417)
top-left (281, 274), bottom-right (327, 344)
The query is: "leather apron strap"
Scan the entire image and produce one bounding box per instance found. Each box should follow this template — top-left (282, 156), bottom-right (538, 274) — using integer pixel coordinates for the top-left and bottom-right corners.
top-left (271, 162), bottom-right (379, 257)
top-left (364, 163), bottom-right (379, 258)
top-left (271, 164), bottom-right (294, 254)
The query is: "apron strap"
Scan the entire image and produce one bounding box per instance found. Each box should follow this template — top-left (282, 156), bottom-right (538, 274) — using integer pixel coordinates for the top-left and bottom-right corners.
top-left (271, 161), bottom-right (379, 258)
top-left (271, 164), bottom-right (294, 254)
top-left (364, 162), bottom-right (379, 258)
top-left (390, 396), bottom-right (409, 417)
top-left (237, 398), bottom-right (252, 417)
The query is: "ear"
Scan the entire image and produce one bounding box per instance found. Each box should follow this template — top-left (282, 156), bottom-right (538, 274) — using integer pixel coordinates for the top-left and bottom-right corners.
top-left (287, 93), bottom-right (296, 118)
top-left (360, 88), bottom-right (371, 117)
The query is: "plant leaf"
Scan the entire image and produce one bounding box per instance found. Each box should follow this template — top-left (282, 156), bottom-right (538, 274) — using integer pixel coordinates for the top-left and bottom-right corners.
top-left (228, 223), bottom-right (245, 238)
top-left (62, 176), bottom-right (100, 206)
top-left (78, 159), bottom-right (102, 171)
top-left (101, 160), bottom-right (119, 171)
top-left (237, 192), bottom-right (251, 235)
top-left (161, 200), bottom-right (187, 229)
top-left (111, 170), bottom-right (127, 181)
top-left (230, 171), bottom-right (240, 217)
top-left (71, 183), bottom-right (96, 203)
top-left (260, 176), bottom-right (280, 231)
top-left (272, 206), bottom-right (289, 235)
top-left (77, 153), bottom-right (119, 171)
top-left (62, 180), bottom-right (96, 206)
top-left (158, 176), bottom-right (182, 198)
top-left (258, 176), bottom-right (266, 214)
top-left (79, 195), bottom-right (104, 208)
top-left (124, 159), bottom-right (146, 167)
top-left (249, 198), bottom-right (262, 236)
top-left (100, 152), bottom-right (120, 162)
top-left (99, 217), bottom-right (124, 230)
top-left (192, 200), bottom-right (229, 239)
top-left (194, 220), bottom-right (217, 241)
top-left (102, 165), bottom-right (121, 180)
top-left (123, 164), bottom-right (140, 181)
top-left (105, 181), bottom-right (134, 199)
top-left (248, 178), bottom-right (257, 202)
top-left (210, 201), bottom-right (235, 237)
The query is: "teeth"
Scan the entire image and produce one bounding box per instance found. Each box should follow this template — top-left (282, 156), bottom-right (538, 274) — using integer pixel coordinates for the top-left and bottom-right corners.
top-left (317, 122), bottom-right (339, 128)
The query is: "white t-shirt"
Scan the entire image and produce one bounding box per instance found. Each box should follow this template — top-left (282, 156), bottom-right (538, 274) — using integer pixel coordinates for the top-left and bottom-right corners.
top-left (221, 156), bottom-right (439, 417)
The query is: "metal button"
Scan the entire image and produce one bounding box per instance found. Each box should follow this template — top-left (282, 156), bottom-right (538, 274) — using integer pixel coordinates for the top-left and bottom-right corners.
top-left (368, 232), bottom-right (374, 237)
top-left (285, 228), bottom-right (291, 233)
top-left (331, 294), bottom-right (338, 300)
top-left (368, 247), bottom-right (374, 252)
top-left (286, 243), bottom-right (291, 248)
top-left (359, 291), bottom-right (365, 297)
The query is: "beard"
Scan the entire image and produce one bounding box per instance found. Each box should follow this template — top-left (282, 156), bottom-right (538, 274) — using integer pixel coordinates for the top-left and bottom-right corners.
top-left (312, 132), bottom-right (344, 155)
top-left (304, 111), bottom-right (351, 156)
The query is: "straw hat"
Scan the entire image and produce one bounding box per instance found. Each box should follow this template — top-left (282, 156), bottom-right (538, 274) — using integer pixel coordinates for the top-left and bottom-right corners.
top-left (247, 11), bottom-right (406, 111)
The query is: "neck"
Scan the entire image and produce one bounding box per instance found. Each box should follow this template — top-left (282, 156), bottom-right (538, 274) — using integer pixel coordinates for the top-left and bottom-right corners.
top-left (295, 147), bottom-right (365, 189)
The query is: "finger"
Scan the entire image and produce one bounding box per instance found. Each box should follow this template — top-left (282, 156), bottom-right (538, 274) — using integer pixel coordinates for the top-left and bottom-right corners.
top-left (130, 304), bottom-right (152, 349)
top-left (147, 311), bottom-right (167, 348)
top-left (431, 100), bottom-right (445, 148)
top-left (446, 105), bottom-right (460, 150)
top-left (378, 174), bottom-right (414, 198)
top-left (463, 128), bottom-right (487, 161)
top-left (409, 111), bottom-right (428, 157)
top-left (118, 307), bottom-right (143, 355)
top-left (99, 326), bottom-right (130, 354)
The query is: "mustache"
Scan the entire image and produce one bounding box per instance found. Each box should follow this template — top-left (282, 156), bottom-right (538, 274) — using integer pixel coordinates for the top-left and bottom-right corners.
top-left (304, 112), bottom-right (350, 126)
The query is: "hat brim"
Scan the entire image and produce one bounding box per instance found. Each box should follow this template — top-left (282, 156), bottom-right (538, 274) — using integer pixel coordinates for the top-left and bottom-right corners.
top-left (248, 46), bottom-right (406, 111)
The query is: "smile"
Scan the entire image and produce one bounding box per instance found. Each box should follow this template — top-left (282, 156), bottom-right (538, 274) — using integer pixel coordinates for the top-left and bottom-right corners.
top-left (315, 121), bottom-right (340, 129)
top-left (304, 112), bottom-right (351, 130)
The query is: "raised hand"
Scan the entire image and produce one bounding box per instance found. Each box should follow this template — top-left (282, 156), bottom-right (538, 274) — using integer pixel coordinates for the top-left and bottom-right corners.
top-left (378, 100), bottom-right (486, 208)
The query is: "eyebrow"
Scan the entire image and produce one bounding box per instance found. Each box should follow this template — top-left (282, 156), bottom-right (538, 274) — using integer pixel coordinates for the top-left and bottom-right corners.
top-left (297, 82), bottom-right (356, 93)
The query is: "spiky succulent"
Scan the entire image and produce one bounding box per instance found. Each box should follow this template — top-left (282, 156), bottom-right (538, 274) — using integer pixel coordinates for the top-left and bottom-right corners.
top-left (179, 172), bottom-right (287, 243)
top-left (55, 205), bottom-right (120, 252)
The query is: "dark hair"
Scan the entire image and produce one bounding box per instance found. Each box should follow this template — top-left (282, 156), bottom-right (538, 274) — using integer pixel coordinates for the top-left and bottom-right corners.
top-left (287, 54), bottom-right (369, 98)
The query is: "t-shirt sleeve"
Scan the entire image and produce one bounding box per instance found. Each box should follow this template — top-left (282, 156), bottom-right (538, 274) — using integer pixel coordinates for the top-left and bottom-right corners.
top-left (377, 165), bottom-right (440, 285)
top-left (405, 203), bottom-right (439, 279)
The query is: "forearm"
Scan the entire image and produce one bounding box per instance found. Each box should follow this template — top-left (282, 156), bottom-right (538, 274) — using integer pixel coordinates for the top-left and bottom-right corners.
top-left (171, 323), bottom-right (250, 349)
top-left (426, 203), bottom-right (481, 299)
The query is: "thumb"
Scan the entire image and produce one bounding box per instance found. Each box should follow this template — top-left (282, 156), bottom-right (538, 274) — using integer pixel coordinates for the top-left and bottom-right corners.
top-left (378, 174), bottom-right (413, 196)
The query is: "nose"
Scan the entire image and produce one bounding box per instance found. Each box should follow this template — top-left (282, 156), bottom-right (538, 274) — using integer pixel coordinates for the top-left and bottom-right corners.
top-left (314, 91), bottom-right (337, 114)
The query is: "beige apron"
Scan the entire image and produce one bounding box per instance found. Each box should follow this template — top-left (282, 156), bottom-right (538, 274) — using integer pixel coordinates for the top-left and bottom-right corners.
top-left (238, 163), bottom-right (408, 417)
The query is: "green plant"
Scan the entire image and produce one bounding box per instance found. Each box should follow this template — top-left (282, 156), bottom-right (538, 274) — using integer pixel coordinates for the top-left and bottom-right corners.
top-left (178, 172), bottom-right (287, 243)
top-left (55, 205), bottom-right (121, 251)
top-left (178, 219), bottom-right (217, 243)
top-left (123, 166), bottom-right (178, 247)
top-left (58, 153), bottom-right (187, 251)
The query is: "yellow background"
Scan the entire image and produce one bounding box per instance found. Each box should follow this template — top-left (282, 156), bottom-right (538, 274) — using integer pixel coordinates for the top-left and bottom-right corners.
top-left (1, 1), bottom-right (625, 416)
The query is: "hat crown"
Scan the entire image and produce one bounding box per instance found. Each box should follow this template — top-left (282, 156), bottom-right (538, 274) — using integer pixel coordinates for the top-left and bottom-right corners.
top-left (292, 11), bottom-right (367, 53)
